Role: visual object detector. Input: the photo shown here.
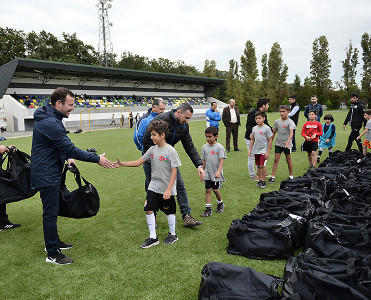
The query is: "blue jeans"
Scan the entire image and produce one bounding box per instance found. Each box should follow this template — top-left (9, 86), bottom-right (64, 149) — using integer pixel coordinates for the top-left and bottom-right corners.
top-left (40, 186), bottom-right (60, 256)
top-left (143, 161), bottom-right (191, 217)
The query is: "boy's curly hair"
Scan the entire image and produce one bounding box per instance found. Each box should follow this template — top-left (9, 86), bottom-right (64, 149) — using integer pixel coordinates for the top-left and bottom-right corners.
top-left (147, 120), bottom-right (169, 138)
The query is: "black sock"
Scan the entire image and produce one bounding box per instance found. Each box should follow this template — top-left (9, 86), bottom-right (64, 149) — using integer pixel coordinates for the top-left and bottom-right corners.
top-left (318, 150), bottom-right (323, 157)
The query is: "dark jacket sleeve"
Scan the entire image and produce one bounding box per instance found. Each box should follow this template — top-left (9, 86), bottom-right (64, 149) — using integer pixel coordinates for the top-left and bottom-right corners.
top-left (343, 108), bottom-right (352, 125)
top-left (304, 105), bottom-right (309, 120)
top-left (222, 107), bottom-right (229, 126)
top-left (181, 127), bottom-right (202, 168)
top-left (245, 110), bottom-right (256, 139)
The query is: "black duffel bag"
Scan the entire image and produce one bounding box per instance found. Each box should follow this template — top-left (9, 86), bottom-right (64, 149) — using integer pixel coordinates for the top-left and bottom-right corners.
top-left (0, 147), bottom-right (37, 204)
top-left (198, 262), bottom-right (282, 300)
top-left (58, 164), bottom-right (100, 219)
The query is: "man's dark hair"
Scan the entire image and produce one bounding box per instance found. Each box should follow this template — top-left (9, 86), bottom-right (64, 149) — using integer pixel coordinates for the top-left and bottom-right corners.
top-left (350, 92), bottom-right (359, 98)
top-left (311, 95), bottom-right (317, 99)
top-left (309, 110), bottom-right (317, 115)
top-left (210, 101), bottom-right (216, 106)
top-left (254, 111), bottom-right (266, 118)
top-left (279, 105), bottom-right (290, 111)
top-left (205, 126), bottom-right (218, 136)
top-left (365, 110), bottom-right (371, 115)
top-left (256, 98), bottom-right (270, 109)
top-left (178, 103), bottom-right (193, 113)
top-left (289, 95), bottom-right (296, 100)
top-left (152, 98), bottom-right (164, 107)
top-left (147, 120), bottom-right (169, 138)
top-left (51, 87), bottom-right (74, 106)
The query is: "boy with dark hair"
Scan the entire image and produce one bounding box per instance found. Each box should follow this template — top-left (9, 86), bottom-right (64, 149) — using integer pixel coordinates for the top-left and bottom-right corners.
top-left (200, 126), bottom-right (226, 217)
top-left (248, 111), bottom-right (273, 189)
top-left (268, 105), bottom-right (296, 183)
top-left (301, 110), bottom-right (323, 171)
top-left (115, 120), bottom-right (181, 248)
top-left (356, 110), bottom-right (371, 156)
top-left (343, 92), bottom-right (366, 152)
top-left (317, 114), bottom-right (336, 162)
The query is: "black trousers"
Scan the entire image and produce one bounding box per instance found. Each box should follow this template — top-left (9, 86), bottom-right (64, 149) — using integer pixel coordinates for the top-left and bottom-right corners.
top-left (345, 127), bottom-right (363, 152)
top-left (0, 203), bottom-right (9, 225)
top-left (292, 129), bottom-right (297, 151)
top-left (225, 123), bottom-right (239, 151)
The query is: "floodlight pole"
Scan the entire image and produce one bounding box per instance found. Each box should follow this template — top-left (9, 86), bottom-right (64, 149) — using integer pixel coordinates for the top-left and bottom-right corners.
top-left (97, 0), bottom-right (113, 67)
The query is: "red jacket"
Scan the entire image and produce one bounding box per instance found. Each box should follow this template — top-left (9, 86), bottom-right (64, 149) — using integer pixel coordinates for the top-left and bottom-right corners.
top-left (301, 121), bottom-right (323, 142)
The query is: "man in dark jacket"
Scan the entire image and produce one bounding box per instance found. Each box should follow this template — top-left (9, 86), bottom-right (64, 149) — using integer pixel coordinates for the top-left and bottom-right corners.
top-left (288, 95), bottom-right (300, 152)
top-left (31, 87), bottom-right (114, 265)
top-left (143, 103), bottom-right (204, 228)
top-left (222, 99), bottom-right (241, 152)
top-left (304, 95), bottom-right (323, 122)
top-left (343, 92), bottom-right (367, 152)
top-left (244, 98), bottom-right (270, 180)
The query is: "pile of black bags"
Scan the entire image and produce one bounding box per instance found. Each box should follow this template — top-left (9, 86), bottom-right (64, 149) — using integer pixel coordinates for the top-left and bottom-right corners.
top-left (199, 151), bottom-right (371, 299)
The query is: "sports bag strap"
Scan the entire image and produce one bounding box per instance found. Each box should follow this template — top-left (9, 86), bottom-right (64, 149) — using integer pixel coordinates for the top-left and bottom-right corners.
top-left (7, 149), bottom-right (28, 169)
top-left (73, 167), bottom-right (83, 188)
top-left (61, 164), bottom-right (69, 186)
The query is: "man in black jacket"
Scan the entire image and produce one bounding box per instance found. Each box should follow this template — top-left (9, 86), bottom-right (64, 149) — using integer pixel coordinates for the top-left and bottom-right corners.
top-left (222, 99), bottom-right (241, 152)
top-left (143, 103), bottom-right (204, 228)
top-left (31, 87), bottom-right (114, 265)
top-left (244, 98), bottom-right (270, 181)
top-left (343, 93), bottom-right (366, 152)
top-left (288, 96), bottom-right (300, 152)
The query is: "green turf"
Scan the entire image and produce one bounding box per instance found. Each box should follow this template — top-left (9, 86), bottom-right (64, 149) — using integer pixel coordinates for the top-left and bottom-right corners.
top-left (0, 111), bottom-right (354, 299)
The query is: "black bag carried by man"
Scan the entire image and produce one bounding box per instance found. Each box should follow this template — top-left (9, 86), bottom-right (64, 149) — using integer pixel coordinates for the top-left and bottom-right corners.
top-left (58, 164), bottom-right (100, 219)
top-left (0, 147), bottom-right (37, 204)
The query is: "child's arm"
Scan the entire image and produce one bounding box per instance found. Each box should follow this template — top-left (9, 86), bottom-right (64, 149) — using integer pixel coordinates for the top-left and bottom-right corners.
top-left (301, 123), bottom-right (309, 140)
top-left (214, 158), bottom-right (224, 178)
top-left (285, 129), bottom-right (294, 149)
top-left (202, 159), bottom-right (205, 170)
top-left (115, 157), bottom-right (146, 168)
top-left (265, 136), bottom-right (273, 160)
top-left (164, 167), bottom-right (177, 200)
top-left (357, 128), bottom-right (369, 140)
top-left (272, 128), bottom-right (277, 140)
top-left (317, 123), bottom-right (323, 137)
top-left (248, 135), bottom-right (255, 157)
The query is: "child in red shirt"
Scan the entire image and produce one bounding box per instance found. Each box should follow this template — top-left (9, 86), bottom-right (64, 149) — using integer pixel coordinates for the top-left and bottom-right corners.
top-left (301, 110), bottom-right (323, 171)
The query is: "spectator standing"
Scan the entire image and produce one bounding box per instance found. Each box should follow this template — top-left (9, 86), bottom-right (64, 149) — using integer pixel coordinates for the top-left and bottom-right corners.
top-left (222, 99), bottom-right (241, 152)
top-left (356, 110), bottom-right (371, 156)
top-left (143, 103), bottom-right (204, 228)
top-left (244, 98), bottom-right (270, 181)
top-left (0, 145), bottom-right (21, 231)
top-left (31, 87), bottom-right (114, 265)
top-left (288, 95), bottom-right (300, 152)
top-left (343, 92), bottom-right (366, 152)
top-left (135, 113), bottom-right (140, 123)
top-left (110, 114), bottom-right (116, 126)
top-left (206, 102), bottom-right (221, 129)
top-left (304, 95), bottom-right (323, 122)
top-left (129, 113), bottom-right (134, 128)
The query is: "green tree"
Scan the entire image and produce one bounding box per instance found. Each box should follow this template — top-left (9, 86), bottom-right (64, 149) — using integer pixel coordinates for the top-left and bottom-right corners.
top-left (341, 40), bottom-right (359, 92)
top-left (61, 33), bottom-right (99, 65)
top-left (203, 59), bottom-right (217, 78)
top-left (361, 32), bottom-right (371, 102)
top-left (310, 35), bottom-right (332, 98)
top-left (261, 53), bottom-right (268, 93)
top-left (0, 27), bottom-right (26, 65)
top-left (225, 59), bottom-right (243, 104)
top-left (267, 42), bottom-right (288, 109)
top-left (240, 40), bottom-right (258, 103)
top-left (117, 51), bottom-right (151, 70)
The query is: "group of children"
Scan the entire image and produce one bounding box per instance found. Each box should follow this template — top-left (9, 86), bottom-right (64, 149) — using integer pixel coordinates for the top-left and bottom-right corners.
top-left (114, 107), bottom-right (371, 249)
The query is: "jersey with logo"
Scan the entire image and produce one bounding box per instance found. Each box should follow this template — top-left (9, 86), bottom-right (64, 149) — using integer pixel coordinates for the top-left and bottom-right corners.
top-left (274, 118), bottom-right (296, 147)
top-left (251, 124), bottom-right (273, 155)
top-left (201, 142), bottom-right (226, 182)
top-left (301, 121), bottom-right (323, 142)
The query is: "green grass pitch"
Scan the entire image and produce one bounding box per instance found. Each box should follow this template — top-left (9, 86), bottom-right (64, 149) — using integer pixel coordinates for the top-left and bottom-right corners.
top-left (0, 111), bottom-right (354, 299)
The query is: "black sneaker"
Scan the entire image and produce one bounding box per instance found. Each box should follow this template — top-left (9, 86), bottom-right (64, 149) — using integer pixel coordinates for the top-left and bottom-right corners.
top-left (317, 157), bottom-right (320, 163)
top-left (201, 208), bottom-right (212, 217)
top-left (260, 181), bottom-right (267, 189)
top-left (268, 177), bottom-right (275, 184)
top-left (0, 222), bottom-right (21, 231)
top-left (46, 250), bottom-right (74, 265)
top-left (256, 180), bottom-right (262, 187)
top-left (44, 240), bottom-right (73, 252)
top-left (163, 233), bottom-right (178, 245)
top-left (140, 236), bottom-right (159, 249)
top-left (183, 214), bottom-right (203, 227)
top-left (215, 202), bottom-right (224, 213)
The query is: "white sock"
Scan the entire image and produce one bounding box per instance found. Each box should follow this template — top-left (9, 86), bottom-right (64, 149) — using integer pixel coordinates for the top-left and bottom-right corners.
top-left (205, 203), bottom-right (212, 209)
top-left (271, 176), bottom-right (275, 179)
top-left (167, 214), bottom-right (176, 236)
top-left (217, 200), bottom-right (223, 204)
top-left (146, 213), bottom-right (156, 239)
top-left (289, 175), bottom-right (294, 179)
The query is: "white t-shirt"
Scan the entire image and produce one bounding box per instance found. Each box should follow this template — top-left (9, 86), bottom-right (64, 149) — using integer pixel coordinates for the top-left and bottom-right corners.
top-left (230, 108), bottom-right (237, 124)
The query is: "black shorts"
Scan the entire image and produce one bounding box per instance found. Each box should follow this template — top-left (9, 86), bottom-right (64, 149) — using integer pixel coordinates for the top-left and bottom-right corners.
top-left (144, 190), bottom-right (176, 215)
top-left (275, 145), bottom-right (291, 155)
top-left (205, 180), bottom-right (222, 190)
top-left (302, 141), bottom-right (318, 153)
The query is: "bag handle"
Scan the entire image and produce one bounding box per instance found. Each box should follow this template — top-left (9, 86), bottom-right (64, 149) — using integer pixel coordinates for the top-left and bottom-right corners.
top-left (62, 163), bottom-right (90, 188)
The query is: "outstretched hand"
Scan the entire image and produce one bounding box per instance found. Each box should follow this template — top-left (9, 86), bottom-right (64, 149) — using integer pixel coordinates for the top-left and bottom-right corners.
top-left (98, 153), bottom-right (115, 169)
top-left (113, 157), bottom-right (124, 168)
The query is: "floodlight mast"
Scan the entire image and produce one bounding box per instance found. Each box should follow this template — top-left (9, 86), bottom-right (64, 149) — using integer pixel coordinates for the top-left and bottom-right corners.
top-left (97, 0), bottom-right (113, 67)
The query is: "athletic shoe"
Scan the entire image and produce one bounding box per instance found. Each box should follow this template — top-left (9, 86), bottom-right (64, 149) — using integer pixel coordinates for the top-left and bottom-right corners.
top-left (201, 208), bottom-right (212, 217)
top-left (59, 240), bottom-right (74, 250)
top-left (183, 214), bottom-right (203, 227)
top-left (163, 233), bottom-right (178, 245)
top-left (250, 175), bottom-right (259, 181)
top-left (260, 181), bottom-right (267, 189)
top-left (256, 180), bottom-right (262, 187)
top-left (317, 157), bottom-right (320, 163)
top-left (268, 177), bottom-right (275, 184)
top-left (0, 222), bottom-right (21, 231)
top-left (310, 165), bottom-right (316, 171)
top-left (140, 237), bottom-right (159, 249)
top-left (266, 174), bottom-right (272, 178)
top-left (46, 250), bottom-right (74, 265)
top-left (215, 202), bottom-right (225, 213)
top-left (307, 165), bottom-right (313, 171)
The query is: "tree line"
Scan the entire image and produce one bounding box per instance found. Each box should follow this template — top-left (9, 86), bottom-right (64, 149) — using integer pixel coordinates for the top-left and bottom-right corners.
top-left (0, 27), bottom-right (370, 111)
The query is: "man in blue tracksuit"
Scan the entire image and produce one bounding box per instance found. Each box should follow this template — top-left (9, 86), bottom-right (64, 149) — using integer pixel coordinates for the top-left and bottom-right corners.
top-left (304, 95), bottom-right (323, 122)
top-left (133, 98), bottom-right (166, 152)
top-left (205, 102), bottom-right (221, 129)
top-left (31, 87), bottom-right (114, 265)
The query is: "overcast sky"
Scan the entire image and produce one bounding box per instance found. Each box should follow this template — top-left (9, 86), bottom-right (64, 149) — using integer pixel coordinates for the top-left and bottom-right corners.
top-left (1, 0), bottom-right (370, 84)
